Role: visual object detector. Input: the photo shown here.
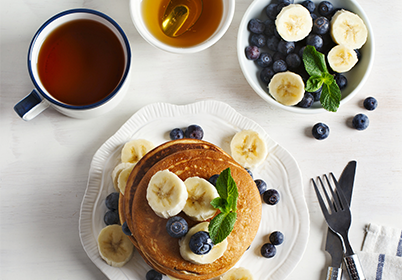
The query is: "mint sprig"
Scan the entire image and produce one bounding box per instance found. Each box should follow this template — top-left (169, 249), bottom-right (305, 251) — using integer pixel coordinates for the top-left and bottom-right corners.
top-left (303, 45), bottom-right (341, 112)
top-left (208, 168), bottom-right (238, 245)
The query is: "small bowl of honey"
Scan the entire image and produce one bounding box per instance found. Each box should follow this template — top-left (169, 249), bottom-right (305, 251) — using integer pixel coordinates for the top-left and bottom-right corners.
top-left (130, 0), bottom-right (235, 54)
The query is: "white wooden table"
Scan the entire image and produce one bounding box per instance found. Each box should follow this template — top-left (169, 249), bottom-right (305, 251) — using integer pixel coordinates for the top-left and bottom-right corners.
top-left (1, 0), bottom-right (402, 279)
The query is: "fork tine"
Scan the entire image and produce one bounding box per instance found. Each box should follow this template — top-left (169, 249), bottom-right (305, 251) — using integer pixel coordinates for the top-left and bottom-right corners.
top-left (311, 178), bottom-right (330, 220)
top-left (318, 176), bottom-right (336, 214)
top-left (324, 174), bottom-right (342, 212)
top-left (330, 172), bottom-right (349, 211)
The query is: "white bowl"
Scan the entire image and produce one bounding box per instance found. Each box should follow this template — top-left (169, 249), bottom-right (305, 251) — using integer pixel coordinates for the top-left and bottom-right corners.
top-left (237, 0), bottom-right (374, 113)
top-left (130, 0), bottom-right (235, 54)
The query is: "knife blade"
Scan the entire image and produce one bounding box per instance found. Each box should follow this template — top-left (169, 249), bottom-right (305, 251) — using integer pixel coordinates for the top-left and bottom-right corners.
top-left (325, 160), bottom-right (357, 280)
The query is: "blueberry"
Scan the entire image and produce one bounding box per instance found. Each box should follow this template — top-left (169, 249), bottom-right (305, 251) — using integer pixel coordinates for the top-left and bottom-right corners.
top-left (267, 36), bottom-right (280, 52)
top-left (208, 174), bottom-right (219, 186)
top-left (317, 1), bottom-right (334, 17)
top-left (146, 269), bottom-right (163, 280)
top-left (312, 122), bottom-right (329, 140)
top-left (256, 52), bottom-right (273, 68)
top-left (104, 210), bottom-right (119, 225)
top-left (277, 40), bottom-right (295, 55)
top-left (301, 0), bottom-right (315, 13)
top-left (355, 49), bottom-right (362, 61)
top-left (297, 92), bottom-right (314, 108)
top-left (273, 51), bottom-right (286, 62)
top-left (105, 192), bottom-right (119, 211)
top-left (313, 17), bottom-right (330, 35)
top-left (260, 67), bottom-right (275, 84)
top-left (261, 243), bottom-right (276, 258)
top-left (276, 3), bottom-right (288, 14)
top-left (122, 221), bottom-right (132, 236)
top-left (286, 53), bottom-right (301, 69)
top-left (278, 0), bottom-right (294, 5)
top-left (352, 114), bottom-right (369, 130)
top-left (245, 46), bottom-right (260, 60)
top-left (189, 231), bottom-right (214, 255)
top-left (248, 18), bottom-right (265, 34)
top-left (170, 128), bottom-right (184, 140)
top-left (311, 13), bottom-right (318, 21)
top-left (334, 73), bottom-right (347, 90)
top-left (263, 189), bottom-right (280, 205)
top-left (266, 3), bottom-right (279, 20)
top-left (185, 124), bottom-right (204, 139)
top-left (245, 168), bottom-right (253, 179)
top-left (250, 34), bottom-right (267, 48)
top-left (269, 231), bottom-right (284, 245)
top-left (166, 216), bottom-right (188, 238)
top-left (299, 46), bottom-right (307, 58)
top-left (255, 179), bottom-right (268, 194)
top-left (273, 60), bottom-right (287, 73)
top-left (309, 86), bottom-right (323, 102)
top-left (363, 97), bottom-right (378, 111)
top-left (306, 34), bottom-right (323, 51)
top-left (264, 19), bottom-right (276, 37)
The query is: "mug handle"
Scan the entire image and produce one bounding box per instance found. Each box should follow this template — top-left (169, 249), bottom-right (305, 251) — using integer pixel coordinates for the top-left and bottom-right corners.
top-left (14, 89), bottom-right (50, 121)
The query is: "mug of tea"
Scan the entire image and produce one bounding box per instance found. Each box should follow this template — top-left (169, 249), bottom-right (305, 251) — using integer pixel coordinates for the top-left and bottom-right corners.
top-left (14, 9), bottom-right (131, 121)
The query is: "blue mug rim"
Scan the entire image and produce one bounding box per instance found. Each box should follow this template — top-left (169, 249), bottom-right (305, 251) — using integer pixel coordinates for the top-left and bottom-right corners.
top-left (27, 8), bottom-right (131, 110)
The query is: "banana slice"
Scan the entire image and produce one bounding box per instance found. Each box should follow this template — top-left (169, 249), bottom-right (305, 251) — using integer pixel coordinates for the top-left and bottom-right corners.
top-left (146, 170), bottom-right (188, 219)
top-left (221, 267), bottom-right (254, 280)
top-left (112, 162), bottom-right (134, 192)
top-left (117, 164), bottom-right (135, 195)
top-left (331, 9), bottom-right (368, 49)
top-left (179, 222), bottom-right (228, 265)
top-left (276, 4), bottom-right (313, 42)
top-left (268, 71), bottom-right (305, 106)
top-left (230, 130), bottom-right (268, 169)
top-left (327, 44), bottom-right (358, 73)
top-left (121, 139), bottom-right (155, 164)
top-left (183, 177), bottom-right (219, 221)
top-left (98, 224), bottom-right (134, 267)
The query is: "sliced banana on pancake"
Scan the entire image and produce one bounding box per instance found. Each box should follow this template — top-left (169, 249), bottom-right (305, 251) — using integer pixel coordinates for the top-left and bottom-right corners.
top-left (146, 170), bottom-right (188, 219)
top-left (331, 9), bottom-right (368, 49)
top-left (183, 177), bottom-right (219, 221)
top-left (230, 130), bottom-right (268, 169)
top-left (179, 222), bottom-right (228, 265)
top-left (327, 44), bottom-right (359, 73)
top-left (112, 162), bottom-right (134, 192)
top-left (121, 139), bottom-right (155, 164)
top-left (98, 224), bottom-right (134, 267)
top-left (276, 4), bottom-right (312, 42)
top-left (221, 267), bottom-right (254, 280)
top-left (117, 164), bottom-right (135, 195)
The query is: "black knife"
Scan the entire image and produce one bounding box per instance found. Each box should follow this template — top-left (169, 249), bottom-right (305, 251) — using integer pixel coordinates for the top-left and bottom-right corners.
top-left (325, 160), bottom-right (357, 280)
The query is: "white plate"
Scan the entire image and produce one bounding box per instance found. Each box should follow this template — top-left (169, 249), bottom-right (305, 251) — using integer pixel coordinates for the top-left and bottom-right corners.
top-left (79, 100), bottom-right (310, 280)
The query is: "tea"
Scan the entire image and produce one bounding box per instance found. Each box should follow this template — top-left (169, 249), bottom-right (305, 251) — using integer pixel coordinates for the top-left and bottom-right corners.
top-left (37, 19), bottom-right (125, 106)
top-left (141, 0), bottom-right (223, 47)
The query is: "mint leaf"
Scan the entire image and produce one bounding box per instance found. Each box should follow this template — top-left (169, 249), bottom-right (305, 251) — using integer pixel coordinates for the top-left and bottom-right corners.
top-left (305, 75), bottom-right (324, 92)
top-left (320, 81), bottom-right (341, 112)
top-left (208, 212), bottom-right (237, 244)
top-left (303, 45), bottom-right (328, 76)
top-left (210, 197), bottom-right (227, 213)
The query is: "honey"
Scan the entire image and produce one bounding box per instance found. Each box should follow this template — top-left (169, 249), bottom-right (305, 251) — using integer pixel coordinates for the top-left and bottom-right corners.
top-left (141, 0), bottom-right (223, 48)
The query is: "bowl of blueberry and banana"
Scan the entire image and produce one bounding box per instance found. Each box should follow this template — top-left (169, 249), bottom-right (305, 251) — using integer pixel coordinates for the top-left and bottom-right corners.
top-left (237, 0), bottom-right (374, 113)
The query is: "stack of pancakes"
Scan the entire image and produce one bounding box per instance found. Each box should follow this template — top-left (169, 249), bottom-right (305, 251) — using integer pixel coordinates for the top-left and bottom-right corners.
top-left (119, 139), bottom-right (262, 279)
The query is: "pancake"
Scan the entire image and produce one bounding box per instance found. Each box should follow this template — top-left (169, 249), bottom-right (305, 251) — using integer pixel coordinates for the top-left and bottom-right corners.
top-left (131, 148), bottom-right (262, 280)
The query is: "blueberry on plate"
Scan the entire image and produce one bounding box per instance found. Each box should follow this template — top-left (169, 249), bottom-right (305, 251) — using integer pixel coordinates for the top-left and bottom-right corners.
top-left (208, 174), bottom-right (219, 186)
top-left (298, 46), bottom-right (307, 59)
top-left (273, 60), bottom-right (287, 73)
top-left (166, 216), bottom-right (188, 238)
top-left (146, 269), bottom-right (163, 280)
top-left (313, 17), bottom-right (329, 35)
top-left (278, 0), bottom-right (294, 5)
top-left (301, 0), bottom-right (315, 13)
top-left (185, 124), bottom-right (204, 139)
top-left (363, 97), bottom-right (378, 111)
top-left (170, 128), bottom-right (184, 140)
top-left (277, 40), bottom-right (295, 55)
top-left (286, 53), bottom-right (301, 69)
top-left (352, 114), bottom-right (369, 130)
top-left (104, 210), bottom-right (119, 225)
top-left (189, 231), bottom-right (214, 255)
top-left (269, 231), bottom-right (284, 245)
top-left (263, 189), bottom-right (280, 205)
top-left (261, 243), bottom-right (276, 258)
top-left (250, 34), bottom-right (267, 48)
top-left (245, 46), bottom-right (260, 60)
top-left (309, 86), bottom-right (323, 102)
top-left (122, 221), bottom-right (132, 236)
top-left (245, 168), bottom-right (253, 179)
top-left (306, 34), bottom-right (323, 51)
top-left (317, 1), bottom-right (334, 17)
top-left (264, 19), bottom-right (276, 37)
top-left (311, 13), bottom-right (318, 21)
top-left (334, 73), bottom-right (347, 90)
top-left (105, 192), bottom-right (119, 211)
top-left (256, 52), bottom-right (273, 68)
top-left (266, 3), bottom-right (279, 20)
top-left (297, 92), bottom-right (314, 108)
top-left (312, 122), bottom-right (330, 140)
top-left (267, 36), bottom-right (280, 52)
top-left (248, 18), bottom-right (265, 34)
top-left (260, 67), bottom-right (275, 84)
top-left (276, 2), bottom-right (288, 14)
top-left (273, 51), bottom-right (286, 62)
top-left (255, 179), bottom-right (268, 194)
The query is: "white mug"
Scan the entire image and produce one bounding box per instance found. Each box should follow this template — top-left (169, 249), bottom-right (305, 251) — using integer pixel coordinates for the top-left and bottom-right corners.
top-left (14, 9), bottom-right (131, 121)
